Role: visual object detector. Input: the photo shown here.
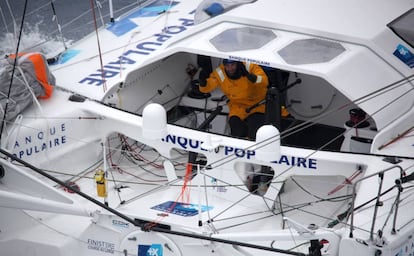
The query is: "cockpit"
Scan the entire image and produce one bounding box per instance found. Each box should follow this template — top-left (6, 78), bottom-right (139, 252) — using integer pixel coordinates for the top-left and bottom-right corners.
top-left (103, 50), bottom-right (378, 155)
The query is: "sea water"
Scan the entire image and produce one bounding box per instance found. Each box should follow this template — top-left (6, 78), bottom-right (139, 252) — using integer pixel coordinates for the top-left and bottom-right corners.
top-left (0, 0), bottom-right (144, 57)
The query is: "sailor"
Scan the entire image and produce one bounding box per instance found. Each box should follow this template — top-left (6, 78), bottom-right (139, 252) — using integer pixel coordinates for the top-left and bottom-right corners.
top-left (198, 59), bottom-right (269, 140)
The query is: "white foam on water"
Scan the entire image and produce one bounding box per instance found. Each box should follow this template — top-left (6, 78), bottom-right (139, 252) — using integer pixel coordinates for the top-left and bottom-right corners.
top-left (0, 23), bottom-right (69, 58)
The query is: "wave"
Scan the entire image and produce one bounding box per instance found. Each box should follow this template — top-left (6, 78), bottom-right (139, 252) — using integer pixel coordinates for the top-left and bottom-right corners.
top-left (0, 23), bottom-right (69, 58)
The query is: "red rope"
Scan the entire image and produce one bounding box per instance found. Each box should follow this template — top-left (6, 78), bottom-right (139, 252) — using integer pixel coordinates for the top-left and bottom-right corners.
top-left (328, 169), bottom-right (363, 196)
top-left (144, 164), bottom-right (194, 230)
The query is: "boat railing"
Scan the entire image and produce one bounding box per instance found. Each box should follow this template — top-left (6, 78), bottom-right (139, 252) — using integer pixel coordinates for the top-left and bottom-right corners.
top-left (349, 165), bottom-right (404, 241)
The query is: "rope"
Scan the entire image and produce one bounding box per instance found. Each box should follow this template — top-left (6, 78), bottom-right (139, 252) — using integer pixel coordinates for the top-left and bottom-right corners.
top-left (89, 0), bottom-right (107, 92)
top-left (200, 74), bottom-right (414, 177)
top-left (50, 0), bottom-right (68, 50)
top-left (0, 0), bottom-right (28, 143)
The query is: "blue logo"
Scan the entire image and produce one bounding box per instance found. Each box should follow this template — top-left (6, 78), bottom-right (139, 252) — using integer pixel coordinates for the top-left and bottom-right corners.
top-left (151, 201), bottom-right (213, 217)
top-left (393, 44), bottom-right (414, 68)
top-left (138, 244), bottom-right (163, 256)
top-left (79, 5), bottom-right (194, 86)
top-left (49, 49), bottom-right (80, 65)
top-left (106, 0), bottom-right (179, 36)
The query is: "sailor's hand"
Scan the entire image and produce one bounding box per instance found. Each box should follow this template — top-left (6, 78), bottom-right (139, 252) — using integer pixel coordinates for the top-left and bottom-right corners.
top-left (246, 73), bottom-right (257, 83)
top-left (240, 64), bottom-right (249, 76)
top-left (198, 70), bottom-right (208, 87)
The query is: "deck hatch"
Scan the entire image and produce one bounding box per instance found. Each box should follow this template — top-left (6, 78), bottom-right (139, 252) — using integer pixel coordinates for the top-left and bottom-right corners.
top-left (278, 38), bottom-right (345, 65)
top-left (210, 27), bottom-right (276, 52)
top-left (388, 8), bottom-right (414, 48)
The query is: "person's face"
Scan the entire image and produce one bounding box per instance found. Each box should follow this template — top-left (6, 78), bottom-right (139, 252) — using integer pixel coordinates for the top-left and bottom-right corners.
top-left (224, 63), bottom-right (238, 76)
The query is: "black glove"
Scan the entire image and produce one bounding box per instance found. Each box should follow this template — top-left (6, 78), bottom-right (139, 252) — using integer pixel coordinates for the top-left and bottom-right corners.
top-left (246, 73), bottom-right (257, 83)
top-left (199, 70), bottom-right (209, 87)
top-left (239, 63), bottom-right (249, 76)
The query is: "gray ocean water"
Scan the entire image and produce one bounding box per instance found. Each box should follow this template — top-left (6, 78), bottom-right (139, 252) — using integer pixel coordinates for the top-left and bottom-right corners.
top-left (0, 0), bottom-right (144, 56)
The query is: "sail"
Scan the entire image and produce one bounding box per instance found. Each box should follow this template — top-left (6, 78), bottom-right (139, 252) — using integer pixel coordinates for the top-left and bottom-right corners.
top-left (0, 52), bottom-right (55, 121)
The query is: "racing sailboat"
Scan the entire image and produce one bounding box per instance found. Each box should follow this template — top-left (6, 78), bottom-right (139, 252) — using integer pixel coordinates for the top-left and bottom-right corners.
top-left (1, 0), bottom-right (414, 255)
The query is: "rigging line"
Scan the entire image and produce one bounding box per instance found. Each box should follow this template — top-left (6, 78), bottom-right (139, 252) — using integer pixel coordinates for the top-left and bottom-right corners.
top-left (3, 0), bottom-right (17, 43)
top-left (117, 0), bottom-right (157, 17)
top-left (214, 193), bottom-right (351, 227)
top-left (52, 72), bottom-right (414, 188)
top-left (109, 160), bottom-right (168, 182)
top-left (200, 169), bottom-right (355, 228)
top-left (50, 0), bottom-right (67, 50)
top-left (22, 209), bottom-right (145, 256)
top-left (117, 0), bottom-right (178, 77)
top-left (49, 3), bottom-right (96, 35)
top-left (120, 144), bottom-right (165, 170)
top-left (395, 186), bottom-right (414, 231)
top-left (0, 147), bottom-right (137, 223)
top-left (0, 0), bottom-right (28, 143)
top-left (52, 31), bottom-right (153, 70)
top-left (276, 77), bottom-right (414, 149)
top-left (215, 213), bottom-right (278, 232)
top-left (118, 0), bottom-right (158, 76)
top-left (126, 150), bottom-right (163, 168)
top-left (378, 125), bottom-right (414, 150)
top-left (106, 137), bottom-right (124, 202)
top-left (273, 74), bottom-right (414, 143)
top-left (0, 157), bottom-right (167, 186)
top-left (20, 116), bottom-right (103, 119)
top-left (281, 73), bottom-right (414, 140)
top-left (290, 177), bottom-right (353, 203)
top-left (21, 211), bottom-right (95, 252)
top-left (213, 208), bottom-right (279, 224)
top-left (160, 0), bottom-right (176, 31)
top-left (207, 78), bottom-right (414, 178)
top-left (122, 155), bottom-right (167, 179)
top-left (202, 170), bottom-right (218, 233)
top-left (198, 173), bottom-right (296, 224)
top-left (215, 197), bottom-right (346, 233)
top-left (380, 191), bottom-right (401, 234)
top-left (121, 178), bottom-right (182, 205)
top-left (89, 0), bottom-right (107, 92)
top-left (66, 158), bottom-right (103, 183)
top-left (122, 136), bottom-right (164, 168)
top-left (94, 0), bottom-right (105, 27)
top-left (135, 84), bottom-right (171, 112)
top-left (52, 1), bottom-right (177, 73)
top-left (199, 169), bottom-right (260, 205)
top-left (50, 170), bottom-right (173, 186)
top-left (25, 0), bottom-right (55, 18)
top-left (209, 188), bottom-right (253, 222)
top-left (0, 5), bottom-right (12, 41)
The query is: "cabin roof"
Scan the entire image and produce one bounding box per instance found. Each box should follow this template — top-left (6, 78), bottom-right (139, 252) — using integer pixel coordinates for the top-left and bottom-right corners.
top-left (50, 0), bottom-right (414, 130)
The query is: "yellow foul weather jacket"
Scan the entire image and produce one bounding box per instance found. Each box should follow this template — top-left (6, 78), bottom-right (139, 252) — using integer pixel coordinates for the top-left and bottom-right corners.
top-left (200, 62), bottom-right (268, 120)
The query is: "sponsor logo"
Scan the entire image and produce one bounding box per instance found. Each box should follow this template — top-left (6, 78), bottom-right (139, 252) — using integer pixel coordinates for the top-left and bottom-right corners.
top-left (87, 239), bottom-right (115, 254)
top-left (112, 219), bottom-right (130, 228)
top-left (393, 44), bottom-right (414, 68)
top-left (138, 244), bottom-right (163, 256)
top-left (151, 201), bottom-right (213, 217)
top-left (79, 7), bottom-right (194, 86)
top-left (163, 134), bottom-right (317, 169)
top-left (13, 123), bottom-right (67, 159)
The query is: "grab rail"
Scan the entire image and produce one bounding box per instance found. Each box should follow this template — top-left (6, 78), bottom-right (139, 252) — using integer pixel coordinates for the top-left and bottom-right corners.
top-left (349, 165), bottom-right (404, 240)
